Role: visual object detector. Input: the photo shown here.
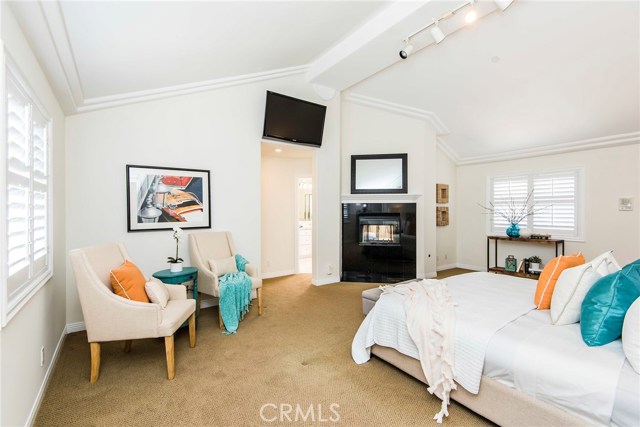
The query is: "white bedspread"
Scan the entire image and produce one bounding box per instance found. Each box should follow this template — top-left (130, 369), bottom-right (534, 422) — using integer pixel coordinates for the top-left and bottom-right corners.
top-left (352, 272), bottom-right (536, 394)
top-left (512, 321), bottom-right (626, 425)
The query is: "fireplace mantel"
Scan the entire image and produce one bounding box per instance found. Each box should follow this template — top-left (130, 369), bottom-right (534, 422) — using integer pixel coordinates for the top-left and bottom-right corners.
top-left (341, 194), bottom-right (422, 204)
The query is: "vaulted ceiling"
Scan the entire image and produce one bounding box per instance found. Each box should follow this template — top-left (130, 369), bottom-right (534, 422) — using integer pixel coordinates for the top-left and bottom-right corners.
top-left (9, 1), bottom-right (640, 163)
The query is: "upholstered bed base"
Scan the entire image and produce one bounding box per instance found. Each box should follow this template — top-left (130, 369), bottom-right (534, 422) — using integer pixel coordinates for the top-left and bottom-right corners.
top-left (362, 285), bottom-right (584, 426)
top-left (371, 345), bottom-right (583, 426)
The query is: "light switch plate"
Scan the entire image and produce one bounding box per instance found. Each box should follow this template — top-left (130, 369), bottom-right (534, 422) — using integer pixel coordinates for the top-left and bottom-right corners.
top-left (619, 198), bottom-right (633, 211)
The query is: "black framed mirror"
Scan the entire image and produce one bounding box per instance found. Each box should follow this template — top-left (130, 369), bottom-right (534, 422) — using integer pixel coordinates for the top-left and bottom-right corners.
top-left (351, 153), bottom-right (408, 194)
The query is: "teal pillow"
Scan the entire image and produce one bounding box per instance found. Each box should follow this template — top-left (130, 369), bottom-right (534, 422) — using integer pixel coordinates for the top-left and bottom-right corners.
top-left (581, 264), bottom-right (640, 346)
top-left (624, 258), bottom-right (640, 268)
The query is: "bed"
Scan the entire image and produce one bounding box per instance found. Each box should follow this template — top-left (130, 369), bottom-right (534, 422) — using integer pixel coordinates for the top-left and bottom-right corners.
top-left (352, 272), bottom-right (640, 426)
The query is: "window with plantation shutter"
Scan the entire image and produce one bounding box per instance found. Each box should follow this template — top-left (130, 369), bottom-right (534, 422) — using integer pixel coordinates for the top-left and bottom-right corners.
top-left (488, 169), bottom-right (582, 240)
top-left (2, 67), bottom-right (52, 327)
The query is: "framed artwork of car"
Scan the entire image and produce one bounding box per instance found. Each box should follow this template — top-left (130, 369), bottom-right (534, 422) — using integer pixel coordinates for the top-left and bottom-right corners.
top-left (126, 164), bottom-right (211, 232)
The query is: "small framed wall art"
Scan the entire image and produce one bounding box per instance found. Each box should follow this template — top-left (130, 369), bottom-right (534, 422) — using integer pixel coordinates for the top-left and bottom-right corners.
top-left (126, 164), bottom-right (211, 232)
top-left (436, 207), bottom-right (449, 226)
top-left (436, 183), bottom-right (449, 204)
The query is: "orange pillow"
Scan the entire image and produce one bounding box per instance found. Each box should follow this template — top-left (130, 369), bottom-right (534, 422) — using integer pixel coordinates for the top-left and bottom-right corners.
top-left (535, 252), bottom-right (585, 309)
top-left (110, 260), bottom-right (150, 303)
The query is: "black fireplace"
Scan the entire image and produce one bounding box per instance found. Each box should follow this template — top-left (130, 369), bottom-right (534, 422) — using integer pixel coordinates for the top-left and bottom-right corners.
top-left (342, 203), bottom-right (416, 283)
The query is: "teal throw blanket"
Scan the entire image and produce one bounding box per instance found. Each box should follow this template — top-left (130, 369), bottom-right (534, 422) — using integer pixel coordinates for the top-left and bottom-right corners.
top-left (219, 255), bottom-right (252, 334)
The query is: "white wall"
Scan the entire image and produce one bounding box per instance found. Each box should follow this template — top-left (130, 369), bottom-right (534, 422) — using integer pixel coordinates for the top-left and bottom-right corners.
top-left (0, 4), bottom-right (67, 426)
top-left (340, 101), bottom-right (437, 277)
top-left (457, 144), bottom-right (640, 270)
top-left (261, 155), bottom-right (312, 277)
top-left (436, 148), bottom-right (457, 269)
top-left (65, 74), bottom-right (341, 322)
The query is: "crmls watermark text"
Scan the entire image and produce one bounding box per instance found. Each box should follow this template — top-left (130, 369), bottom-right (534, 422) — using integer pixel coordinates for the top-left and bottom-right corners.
top-left (260, 403), bottom-right (341, 423)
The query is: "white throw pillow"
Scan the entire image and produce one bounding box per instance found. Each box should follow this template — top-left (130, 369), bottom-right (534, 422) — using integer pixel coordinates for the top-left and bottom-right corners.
top-left (550, 264), bottom-right (601, 325)
top-left (145, 278), bottom-right (169, 308)
top-left (589, 251), bottom-right (621, 276)
top-left (209, 256), bottom-right (238, 276)
top-left (622, 298), bottom-right (640, 374)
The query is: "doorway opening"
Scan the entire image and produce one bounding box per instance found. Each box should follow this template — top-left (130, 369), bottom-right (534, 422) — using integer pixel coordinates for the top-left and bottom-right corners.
top-left (296, 177), bottom-right (312, 273)
top-left (260, 141), bottom-right (314, 279)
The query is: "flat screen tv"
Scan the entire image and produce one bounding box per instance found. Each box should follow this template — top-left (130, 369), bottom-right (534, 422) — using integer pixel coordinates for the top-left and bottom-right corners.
top-left (262, 91), bottom-right (327, 147)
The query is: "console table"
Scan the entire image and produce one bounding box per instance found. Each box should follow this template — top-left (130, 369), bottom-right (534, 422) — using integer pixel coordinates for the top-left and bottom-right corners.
top-left (487, 236), bottom-right (565, 279)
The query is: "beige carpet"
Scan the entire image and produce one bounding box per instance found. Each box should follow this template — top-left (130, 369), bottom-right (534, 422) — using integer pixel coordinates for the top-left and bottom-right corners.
top-left (35, 272), bottom-right (491, 426)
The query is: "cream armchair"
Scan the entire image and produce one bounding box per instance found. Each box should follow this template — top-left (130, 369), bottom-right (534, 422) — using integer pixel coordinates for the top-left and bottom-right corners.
top-left (188, 231), bottom-right (263, 328)
top-left (69, 242), bottom-right (196, 383)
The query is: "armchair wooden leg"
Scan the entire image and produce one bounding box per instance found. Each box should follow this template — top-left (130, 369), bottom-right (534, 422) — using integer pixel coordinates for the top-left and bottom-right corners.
top-left (165, 336), bottom-right (175, 380)
top-left (218, 306), bottom-right (224, 329)
top-left (123, 340), bottom-right (132, 353)
top-left (90, 342), bottom-right (100, 384)
top-left (188, 313), bottom-right (196, 348)
top-left (257, 287), bottom-right (263, 316)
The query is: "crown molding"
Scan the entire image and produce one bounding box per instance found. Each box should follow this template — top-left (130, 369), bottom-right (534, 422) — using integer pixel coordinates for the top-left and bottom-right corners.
top-left (343, 93), bottom-right (450, 135)
top-left (77, 65), bottom-right (310, 113)
top-left (455, 131), bottom-right (640, 165)
top-left (344, 94), bottom-right (639, 166)
top-left (39, 0), bottom-right (84, 111)
top-left (33, 1), bottom-right (312, 113)
top-left (436, 137), bottom-right (461, 164)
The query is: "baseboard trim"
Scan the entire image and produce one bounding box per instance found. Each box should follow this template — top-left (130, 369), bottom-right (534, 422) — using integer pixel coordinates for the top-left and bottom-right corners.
top-left (262, 269), bottom-right (296, 279)
top-left (436, 263), bottom-right (458, 271)
top-left (26, 326), bottom-right (67, 426)
top-left (312, 276), bottom-right (340, 286)
top-left (65, 321), bottom-right (86, 333)
top-left (200, 299), bottom-right (217, 309)
top-left (455, 263), bottom-right (485, 272)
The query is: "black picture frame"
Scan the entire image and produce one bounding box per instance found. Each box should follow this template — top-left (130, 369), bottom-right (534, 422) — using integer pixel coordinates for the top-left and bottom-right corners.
top-left (126, 164), bottom-right (211, 232)
top-left (350, 153), bottom-right (408, 194)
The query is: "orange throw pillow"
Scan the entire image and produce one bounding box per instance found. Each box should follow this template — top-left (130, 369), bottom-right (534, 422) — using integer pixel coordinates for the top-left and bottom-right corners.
top-left (110, 260), bottom-right (150, 303)
top-left (535, 252), bottom-right (585, 309)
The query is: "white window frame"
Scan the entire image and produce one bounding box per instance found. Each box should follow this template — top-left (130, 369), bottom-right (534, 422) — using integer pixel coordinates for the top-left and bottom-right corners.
top-left (486, 167), bottom-right (584, 242)
top-left (1, 57), bottom-right (54, 328)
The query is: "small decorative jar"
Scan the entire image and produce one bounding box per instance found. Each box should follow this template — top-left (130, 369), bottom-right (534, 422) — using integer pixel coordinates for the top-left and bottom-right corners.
top-left (505, 255), bottom-right (517, 272)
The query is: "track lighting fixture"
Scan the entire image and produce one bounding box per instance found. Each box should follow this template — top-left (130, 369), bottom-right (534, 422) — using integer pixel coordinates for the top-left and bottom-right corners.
top-left (399, 40), bottom-right (414, 59)
top-left (430, 21), bottom-right (446, 44)
top-left (465, 0), bottom-right (477, 24)
top-left (494, 0), bottom-right (514, 11)
top-left (398, 0), bottom-right (515, 58)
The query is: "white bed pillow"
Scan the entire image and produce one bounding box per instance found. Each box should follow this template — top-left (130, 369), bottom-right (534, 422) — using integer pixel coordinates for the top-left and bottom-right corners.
top-left (622, 298), bottom-right (640, 374)
top-left (209, 256), bottom-right (238, 276)
top-left (550, 264), bottom-right (601, 325)
top-left (145, 278), bottom-right (169, 308)
top-left (588, 251), bottom-right (621, 276)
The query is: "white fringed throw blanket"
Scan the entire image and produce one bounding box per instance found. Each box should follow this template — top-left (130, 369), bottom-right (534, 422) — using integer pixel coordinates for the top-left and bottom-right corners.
top-left (353, 273), bottom-right (537, 422)
top-left (381, 279), bottom-right (457, 422)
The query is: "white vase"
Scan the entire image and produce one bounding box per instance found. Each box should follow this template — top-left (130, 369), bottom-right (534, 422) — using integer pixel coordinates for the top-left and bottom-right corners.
top-left (170, 262), bottom-right (183, 273)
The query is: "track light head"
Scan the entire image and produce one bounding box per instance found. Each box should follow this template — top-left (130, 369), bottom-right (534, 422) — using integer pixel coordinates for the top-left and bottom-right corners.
top-left (399, 42), bottom-right (414, 59)
top-left (494, 0), bottom-right (514, 11)
top-left (465, 0), bottom-right (477, 24)
top-left (430, 21), bottom-right (446, 44)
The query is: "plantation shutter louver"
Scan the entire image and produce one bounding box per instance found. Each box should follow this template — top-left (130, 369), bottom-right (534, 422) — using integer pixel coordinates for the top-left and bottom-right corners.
top-left (490, 175), bottom-right (529, 229)
top-left (488, 170), bottom-right (580, 239)
top-left (4, 71), bottom-right (52, 325)
top-left (532, 171), bottom-right (578, 237)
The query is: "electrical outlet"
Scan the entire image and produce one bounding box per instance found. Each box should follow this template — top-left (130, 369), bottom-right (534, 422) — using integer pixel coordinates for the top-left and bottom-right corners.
top-left (327, 264), bottom-right (333, 275)
top-left (40, 346), bottom-right (45, 367)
